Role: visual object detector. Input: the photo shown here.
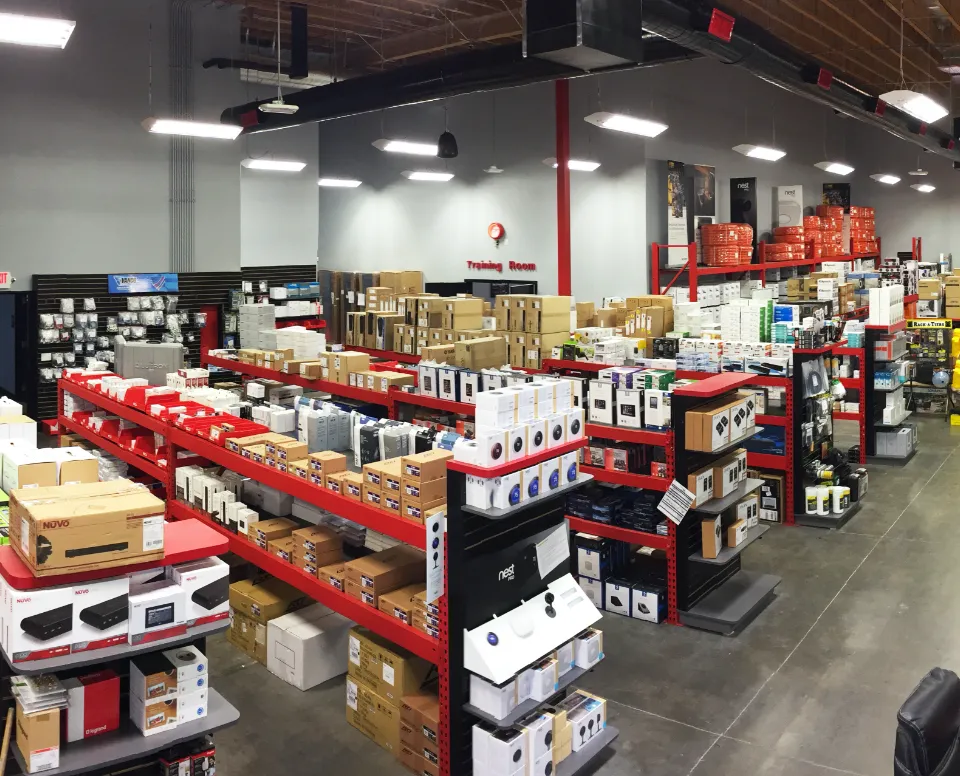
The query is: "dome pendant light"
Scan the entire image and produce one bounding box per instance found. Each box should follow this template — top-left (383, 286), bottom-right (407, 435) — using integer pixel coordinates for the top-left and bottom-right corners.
top-left (437, 102), bottom-right (458, 159)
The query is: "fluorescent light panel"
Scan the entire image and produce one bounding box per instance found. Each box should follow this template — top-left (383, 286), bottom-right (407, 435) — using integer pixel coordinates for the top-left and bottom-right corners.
top-left (880, 89), bottom-right (948, 123)
top-left (402, 171), bottom-right (454, 182)
top-left (241, 159), bottom-right (306, 172)
top-left (871, 174), bottom-right (900, 184)
top-left (542, 158), bottom-right (601, 171)
top-left (732, 144), bottom-right (786, 161)
top-left (815, 161), bottom-right (855, 175)
top-left (143, 118), bottom-right (242, 140)
top-left (319, 178), bottom-right (362, 188)
top-left (0, 12), bottom-right (75, 48)
top-left (911, 183), bottom-right (936, 192)
top-left (584, 112), bottom-right (668, 138)
top-left (373, 139), bottom-right (438, 156)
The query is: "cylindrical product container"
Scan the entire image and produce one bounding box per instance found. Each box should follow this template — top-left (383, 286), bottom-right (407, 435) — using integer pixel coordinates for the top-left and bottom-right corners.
top-left (701, 224), bottom-right (740, 246)
top-left (817, 487), bottom-right (830, 515)
top-left (702, 245), bottom-right (742, 266)
top-left (841, 487), bottom-right (851, 510)
top-left (733, 223), bottom-right (754, 247)
top-left (832, 486), bottom-right (844, 514)
top-left (805, 486), bottom-right (818, 515)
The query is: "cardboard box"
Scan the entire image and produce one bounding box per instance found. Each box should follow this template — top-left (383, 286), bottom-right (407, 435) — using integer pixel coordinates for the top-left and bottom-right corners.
top-left (347, 627), bottom-right (433, 704)
top-left (9, 480), bottom-right (165, 576)
top-left (726, 519), bottom-right (748, 547)
top-left (252, 517), bottom-right (297, 548)
top-left (268, 536), bottom-right (296, 563)
top-left (267, 604), bottom-right (353, 690)
top-left (308, 451), bottom-right (347, 479)
top-left (346, 676), bottom-right (401, 754)
top-left (401, 450), bottom-right (452, 483)
top-left (16, 704), bottom-right (59, 773)
top-left (401, 477), bottom-right (446, 507)
top-left (455, 336), bottom-right (507, 371)
top-left (377, 582), bottom-right (427, 625)
top-left (344, 546), bottom-right (425, 607)
top-left (226, 610), bottom-right (267, 664)
top-left (228, 578), bottom-right (309, 625)
top-left (525, 296), bottom-right (572, 333)
top-left (701, 517), bottom-right (722, 559)
top-left (2, 447), bottom-right (57, 492)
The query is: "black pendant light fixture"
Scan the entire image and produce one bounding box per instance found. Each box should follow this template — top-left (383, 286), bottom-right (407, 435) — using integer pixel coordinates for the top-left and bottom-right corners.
top-left (437, 102), bottom-right (458, 159)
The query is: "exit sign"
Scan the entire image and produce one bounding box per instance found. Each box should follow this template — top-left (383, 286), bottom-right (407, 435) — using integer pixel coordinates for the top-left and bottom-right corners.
top-left (0, 272), bottom-right (13, 289)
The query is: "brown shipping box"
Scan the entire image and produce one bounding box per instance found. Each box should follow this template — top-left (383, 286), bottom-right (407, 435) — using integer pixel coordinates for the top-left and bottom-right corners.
top-left (524, 296), bottom-right (572, 333)
top-left (346, 676), bottom-right (401, 754)
top-left (455, 336), bottom-right (507, 371)
top-left (347, 627), bottom-right (433, 703)
top-left (377, 582), bottom-right (427, 625)
top-left (420, 344), bottom-right (456, 363)
top-left (9, 481), bottom-right (165, 575)
top-left (401, 449), bottom-right (453, 482)
top-left (228, 578), bottom-right (310, 624)
top-left (227, 609), bottom-right (267, 663)
top-left (401, 691), bottom-right (440, 750)
top-left (344, 545), bottom-right (426, 606)
top-left (495, 295), bottom-right (514, 330)
top-left (576, 301), bottom-right (596, 327)
top-left (17, 704), bottom-right (59, 774)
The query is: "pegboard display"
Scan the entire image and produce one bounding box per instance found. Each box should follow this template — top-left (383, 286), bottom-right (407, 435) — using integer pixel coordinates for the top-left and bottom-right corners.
top-left (31, 272), bottom-right (240, 420)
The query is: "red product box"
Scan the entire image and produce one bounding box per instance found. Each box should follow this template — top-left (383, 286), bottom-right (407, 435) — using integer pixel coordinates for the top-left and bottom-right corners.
top-left (63, 670), bottom-right (120, 743)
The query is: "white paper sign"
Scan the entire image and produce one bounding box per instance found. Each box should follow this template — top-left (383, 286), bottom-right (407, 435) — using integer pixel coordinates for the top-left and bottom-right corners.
top-left (426, 510), bottom-right (446, 604)
top-left (536, 522), bottom-right (571, 578)
top-left (658, 480), bottom-right (696, 525)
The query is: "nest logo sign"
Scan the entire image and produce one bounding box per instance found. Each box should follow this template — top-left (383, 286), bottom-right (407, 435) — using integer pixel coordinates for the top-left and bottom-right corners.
top-left (499, 564), bottom-right (516, 582)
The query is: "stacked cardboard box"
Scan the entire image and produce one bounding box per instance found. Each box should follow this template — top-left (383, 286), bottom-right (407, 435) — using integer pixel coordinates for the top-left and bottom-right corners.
top-left (945, 276), bottom-right (960, 319)
top-left (500, 295), bottom-right (572, 368)
top-left (399, 691), bottom-right (440, 776)
top-left (345, 628), bottom-right (433, 756)
top-left (227, 578), bottom-right (310, 664)
top-left (344, 545), bottom-right (426, 609)
top-left (399, 450), bottom-right (450, 525)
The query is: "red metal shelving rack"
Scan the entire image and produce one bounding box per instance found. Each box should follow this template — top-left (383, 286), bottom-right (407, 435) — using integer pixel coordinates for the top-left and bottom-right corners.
top-left (447, 438), bottom-right (586, 477)
top-left (578, 465), bottom-right (671, 491)
top-left (352, 345), bottom-right (421, 364)
top-left (389, 388), bottom-right (475, 417)
top-left (58, 414), bottom-right (168, 482)
top-left (584, 423), bottom-right (670, 446)
top-left (565, 515), bottom-right (670, 550)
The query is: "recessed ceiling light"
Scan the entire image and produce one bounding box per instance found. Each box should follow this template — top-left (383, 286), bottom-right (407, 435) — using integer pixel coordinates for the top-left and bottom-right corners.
top-left (870, 174), bottom-right (900, 184)
top-left (584, 112), bottom-right (668, 138)
top-left (241, 159), bottom-right (306, 172)
top-left (815, 161), bottom-right (855, 176)
top-left (542, 158), bottom-right (601, 171)
top-left (732, 144), bottom-right (786, 161)
top-left (0, 12), bottom-right (75, 48)
top-left (373, 139), bottom-right (438, 156)
top-left (318, 178), bottom-right (362, 188)
top-left (143, 118), bottom-right (242, 140)
top-left (402, 171), bottom-right (454, 182)
top-left (484, 165), bottom-right (504, 174)
top-left (911, 183), bottom-right (936, 192)
top-left (880, 89), bottom-right (948, 123)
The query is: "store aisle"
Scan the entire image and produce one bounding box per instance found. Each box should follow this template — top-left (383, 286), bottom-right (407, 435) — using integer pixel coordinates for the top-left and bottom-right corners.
top-left (210, 417), bottom-right (960, 776)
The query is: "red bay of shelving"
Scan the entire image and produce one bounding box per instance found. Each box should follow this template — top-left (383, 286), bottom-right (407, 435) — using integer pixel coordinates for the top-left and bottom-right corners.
top-left (585, 423), bottom-right (670, 446)
top-left (447, 439), bottom-right (586, 477)
top-left (59, 415), bottom-right (167, 482)
top-left (579, 465), bottom-right (670, 491)
top-left (756, 415), bottom-right (788, 427)
top-left (566, 515), bottom-right (670, 549)
top-left (389, 389), bottom-right (475, 416)
top-left (746, 452), bottom-right (788, 471)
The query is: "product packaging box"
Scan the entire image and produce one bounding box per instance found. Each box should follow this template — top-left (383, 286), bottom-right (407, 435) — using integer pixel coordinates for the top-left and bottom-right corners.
top-left (347, 627), bottom-right (433, 705)
top-left (226, 610), bottom-right (267, 664)
top-left (16, 703), bottom-right (59, 773)
top-left (701, 517), bottom-right (722, 559)
top-left (63, 670), bottom-right (120, 743)
top-left (228, 579), bottom-right (310, 624)
top-left (9, 480), bottom-right (165, 576)
top-left (170, 557), bottom-right (229, 627)
top-left (128, 580), bottom-right (186, 645)
top-left (5, 582), bottom-right (75, 663)
top-left (267, 604), bottom-right (353, 691)
top-left (344, 546), bottom-right (425, 607)
top-left (177, 689), bottom-right (208, 725)
top-left (130, 652), bottom-right (178, 701)
top-left (71, 575), bottom-right (130, 653)
top-left (346, 676), bottom-right (401, 754)
top-left (129, 694), bottom-right (178, 736)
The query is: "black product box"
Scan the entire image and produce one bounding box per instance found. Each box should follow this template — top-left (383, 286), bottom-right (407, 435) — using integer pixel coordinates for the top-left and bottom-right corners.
top-left (359, 426), bottom-right (382, 466)
top-left (653, 338), bottom-right (679, 358)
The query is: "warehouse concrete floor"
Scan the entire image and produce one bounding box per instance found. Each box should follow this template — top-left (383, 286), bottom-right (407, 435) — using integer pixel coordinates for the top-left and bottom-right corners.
top-left (209, 416), bottom-right (959, 776)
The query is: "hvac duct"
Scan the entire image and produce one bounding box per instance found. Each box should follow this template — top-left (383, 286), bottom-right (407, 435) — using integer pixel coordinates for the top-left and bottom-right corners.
top-left (524, 0), bottom-right (645, 70)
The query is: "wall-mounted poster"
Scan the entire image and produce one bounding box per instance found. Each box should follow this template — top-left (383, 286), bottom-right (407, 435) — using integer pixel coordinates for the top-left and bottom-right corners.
top-left (666, 160), bottom-right (688, 267)
top-left (691, 165), bottom-right (717, 265)
top-left (822, 182), bottom-right (851, 212)
top-left (731, 177), bottom-right (758, 261)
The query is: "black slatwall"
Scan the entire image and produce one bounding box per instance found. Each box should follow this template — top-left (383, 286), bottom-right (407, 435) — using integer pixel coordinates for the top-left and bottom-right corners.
top-left (32, 272), bottom-right (240, 420)
top-left (240, 264), bottom-right (317, 289)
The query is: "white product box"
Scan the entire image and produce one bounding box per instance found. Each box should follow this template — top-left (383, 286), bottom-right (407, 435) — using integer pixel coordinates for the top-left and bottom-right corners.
top-left (516, 667), bottom-right (534, 705)
top-left (417, 364), bottom-right (440, 398)
top-left (616, 388), bottom-right (643, 429)
top-left (129, 694), bottom-right (178, 736)
top-left (578, 576), bottom-right (603, 609)
top-left (645, 389), bottom-right (671, 429)
top-left (577, 546), bottom-right (606, 579)
top-left (530, 658), bottom-right (559, 702)
top-left (177, 674), bottom-right (207, 697)
top-left (164, 646), bottom-right (207, 686)
top-left (175, 465), bottom-right (202, 503)
top-left (737, 389), bottom-right (757, 428)
top-left (466, 475), bottom-right (496, 510)
top-left (128, 580), bottom-right (185, 645)
top-left (492, 473), bottom-right (522, 510)
top-left (517, 712), bottom-right (554, 764)
top-left (632, 588), bottom-right (664, 623)
top-left (588, 381), bottom-right (615, 425)
top-left (477, 726), bottom-right (528, 774)
top-left (603, 580), bottom-right (631, 616)
top-left (520, 464), bottom-right (541, 501)
top-left (267, 605), bottom-right (352, 690)
top-left (545, 414), bottom-right (566, 449)
top-left (728, 399), bottom-right (750, 440)
top-left (177, 689), bottom-right (208, 724)
top-left (560, 451), bottom-right (579, 484)
top-left (542, 457), bottom-right (561, 492)
top-left (506, 426), bottom-right (528, 462)
top-left (565, 407), bottom-right (584, 441)
top-left (526, 419), bottom-right (548, 456)
top-left (469, 674), bottom-right (517, 720)
top-left (555, 640), bottom-right (575, 675)
top-left (461, 371), bottom-right (482, 405)
top-left (170, 558), bottom-right (229, 627)
top-left (573, 628), bottom-right (604, 669)
top-left (71, 576), bottom-right (130, 654)
top-left (209, 491), bottom-right (234, 525)
top-left (4, 582), bottom-right (74, 663)
top-left (569, 695), bottom-right (606, 752)
top-left (236, 507), bottom-right (259, 536)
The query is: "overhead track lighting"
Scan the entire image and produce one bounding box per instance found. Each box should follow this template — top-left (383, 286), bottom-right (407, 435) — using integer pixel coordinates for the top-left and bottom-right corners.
top-left (584, 112), bottom-right (668, 138)
top-left (870, 174), bottom-right (900, 185)
top-left (241, 159), bottom-right (306, 172)
top-left (318, 178), bottom-right (362, 188)
top-left (0, 12), bottom-right (75, 48)
top-left (143, 118), bottom-right (242, 140)
top-left (373, 139), bottom-right (439, 156)
top-left (732, 144), bottom-right (786, 161)
top-left (879, 90), bottom-right (948, 123)
top-left (402, 171), bottom-right (454, 182)
top-left (815, 161), bottom-right (854, 176)
top-left (911, 183), bottom-right (936, 192)
top-left (542, 158), bottom-right (601, 171)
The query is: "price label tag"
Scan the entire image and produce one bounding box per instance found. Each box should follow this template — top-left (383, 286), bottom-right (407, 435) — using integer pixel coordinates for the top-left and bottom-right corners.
top-left (658, 480), bottom-right (696, 525)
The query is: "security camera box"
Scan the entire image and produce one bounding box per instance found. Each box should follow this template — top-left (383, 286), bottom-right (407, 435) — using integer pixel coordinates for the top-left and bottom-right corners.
top-left (713, 453), bottom-right (744, 499)
top-left (573, 628), bottom-right (604, 670)
top-left (469, 674), bottom-right (517, 720)
top-left (603, 579), bottom-right (632, 617)
top-left (128, 580), bottom-right (186, 645)
top-left (4, 582), bottom-right (74, 663)
top-left (701, 516), bottom-right (722, 559)
top-left (575, 534), bottom-right (613, 579)
top-left (71, 575), bottom-right (130, 653)
top-left (631, 585), bottom-right (666, 623)
top-left (170, 558), bottom-right (229, 627)
top-left (577, 576), bottom-right (604, 609)
top-left (686, 464), bottom-right (715, 508)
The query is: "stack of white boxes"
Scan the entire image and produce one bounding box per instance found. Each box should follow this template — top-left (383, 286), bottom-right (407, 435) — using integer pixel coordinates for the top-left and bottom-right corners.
top-left (275, 299), bottom-right (318, 318)
top-left (720, 305), bottom-right (741, 341)
top-left (673, 303), bottom-right (702, 336)
top-left (239, 304), bottom-right (276, 349)
top-left (868, 285), bottom-right (905, 326)
top-left (274, 326), bottom-right (327, 360)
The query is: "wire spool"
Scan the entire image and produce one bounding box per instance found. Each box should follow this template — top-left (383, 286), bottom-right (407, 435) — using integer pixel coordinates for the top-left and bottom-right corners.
top-left (700, 224), bottom-right (740, 246)
top-left (803, 216), bottom-right (822, 230)
top-left (732, 223), bottom-right (754, 247)
top-left (806, 244), bottom-right (823, 261)
top-left (805, 231), bottom-right (823, 246)
top-left (765, 243), bottom-right (799, 263)
top-left (702, 245), bottom-right (742, 266)
top-left (817, 205), bottom-right (844, 219)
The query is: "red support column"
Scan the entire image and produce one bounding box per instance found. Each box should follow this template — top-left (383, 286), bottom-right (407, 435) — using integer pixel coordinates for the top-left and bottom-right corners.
top-left (556, 79), bottom-right (572, 296)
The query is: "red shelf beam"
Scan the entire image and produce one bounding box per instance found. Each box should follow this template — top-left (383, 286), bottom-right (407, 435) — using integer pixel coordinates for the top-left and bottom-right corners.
top-left (447, 439), bottom-right (587, 477)
top-left (833, 412), bottom-right (861, 421)
top-left (165, 428), bottom-right (427, 549)
top-left (674, 370), bottom-right (790, 387)
top-left (833, 346), bottom-right (864, 356)
top-left (203, 354), bottom-right (391, 407)
top-left (579, 465), bottom-right (670, 491)
top-left (865, 320), bottom-right (906, 332)
top-left (746, 452), bottom-right (788, 471)
top-left (59, 415), bottom-right (168, 482)
top-left (541, 360), bottom-right (608, 373)
top-left (584, 424), bottom-right (670, 446)
top-left (904, 294), bottom-right (919, 304)
top-left (566, 515), bottom-right (670, 550)
top-left (755, 414), bottom-right (788, 427)
top-left (838, 378), bottom-right (862, 390)
top-left (352, 346), bottom-right (421, 364)
top-left (168, 502), bottom-right (438, 663)
top-left (0, 519), bottom-right (227, 590)
top-left (674, 372), bottom-right (754, 397)
top-left (61, 381), bottom-right (169, 434)
top-left (389, 389), bottom-right (475, 416)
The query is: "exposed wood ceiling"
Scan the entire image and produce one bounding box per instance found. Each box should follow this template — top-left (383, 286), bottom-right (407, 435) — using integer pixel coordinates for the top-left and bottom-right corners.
top-left (723, 0), bottom-right (960, 106)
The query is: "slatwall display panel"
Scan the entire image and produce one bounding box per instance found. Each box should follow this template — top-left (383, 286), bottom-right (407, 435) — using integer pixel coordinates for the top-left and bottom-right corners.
top-left (241, 264), bottom-right (317, 288)
top-left (32, 272), bottom-right (240, 420)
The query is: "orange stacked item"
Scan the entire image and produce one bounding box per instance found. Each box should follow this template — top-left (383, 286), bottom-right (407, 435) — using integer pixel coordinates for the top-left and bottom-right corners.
top-left (803, 216), bottom-right (822, 261)
top-left (765, 243), bottom-right (800, 263)
top-left (848, 205), bottom-right (878, 255)
top-left (701, 224), bottom-right (744, 266)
